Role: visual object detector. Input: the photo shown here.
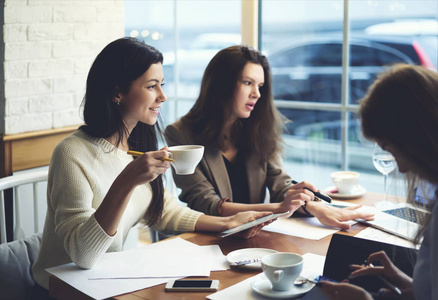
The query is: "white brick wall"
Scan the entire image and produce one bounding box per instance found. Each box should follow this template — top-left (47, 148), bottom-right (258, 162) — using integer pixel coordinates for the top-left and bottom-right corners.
top-left (3, 0), bottom-right (124, 135)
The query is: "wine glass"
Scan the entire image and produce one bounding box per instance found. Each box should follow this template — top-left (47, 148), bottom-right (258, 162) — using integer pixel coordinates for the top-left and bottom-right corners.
top-left (372, 143), bottom-right (397, 208)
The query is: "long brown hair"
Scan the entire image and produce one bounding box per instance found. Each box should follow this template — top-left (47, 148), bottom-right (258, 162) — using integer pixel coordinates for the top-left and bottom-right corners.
top-left (360, 63), bottom-right (438, 243)
top-left (181, 45), bottom-right (284, 164)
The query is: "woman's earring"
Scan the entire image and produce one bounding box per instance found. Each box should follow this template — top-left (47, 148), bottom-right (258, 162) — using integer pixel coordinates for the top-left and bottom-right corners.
top-left (114, 99), bottom-right (120, 106)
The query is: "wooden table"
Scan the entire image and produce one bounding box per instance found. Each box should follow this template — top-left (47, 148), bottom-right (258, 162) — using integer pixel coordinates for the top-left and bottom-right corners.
top-left (49, 193), bottom-right (390, 300)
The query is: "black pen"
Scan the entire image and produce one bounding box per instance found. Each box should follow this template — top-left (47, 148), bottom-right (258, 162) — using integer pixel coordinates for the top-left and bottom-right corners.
top-left (291, 180), bottom-right (332, 203)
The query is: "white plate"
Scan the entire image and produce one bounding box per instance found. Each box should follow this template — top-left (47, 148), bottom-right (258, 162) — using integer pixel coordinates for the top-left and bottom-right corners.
top-left (324, 185), bottom-right (367, 200)
top-left (251, 275), bottom-right (315, 299)
top-left (226, 248), bottom-right (278, 270)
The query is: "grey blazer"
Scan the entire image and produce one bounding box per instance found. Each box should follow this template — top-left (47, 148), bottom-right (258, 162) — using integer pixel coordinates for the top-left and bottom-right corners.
top-left (164, 120), bottom-right (292, 216)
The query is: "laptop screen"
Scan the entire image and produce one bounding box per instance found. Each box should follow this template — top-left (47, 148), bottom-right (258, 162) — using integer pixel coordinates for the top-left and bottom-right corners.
top-left (413, 181), bottom-right (438, 208)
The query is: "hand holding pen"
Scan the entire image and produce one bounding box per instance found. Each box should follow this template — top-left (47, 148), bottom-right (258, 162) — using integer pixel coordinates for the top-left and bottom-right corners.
top-left (367, 263), bottom-right (402, 296)
top-left (289, 180), bottom-right (332, 203)
top-left (318, 260), bottom-right (403, 299)
top-left (347, 251), bottom-right (410, 297)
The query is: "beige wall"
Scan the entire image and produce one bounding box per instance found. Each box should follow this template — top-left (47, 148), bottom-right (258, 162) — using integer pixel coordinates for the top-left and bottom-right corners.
top-left (2, 0), bottom-right (125, 135)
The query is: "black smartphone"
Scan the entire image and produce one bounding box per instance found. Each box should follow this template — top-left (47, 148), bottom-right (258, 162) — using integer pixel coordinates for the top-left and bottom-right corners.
top-left (165, 279), bottom-right (220, 292)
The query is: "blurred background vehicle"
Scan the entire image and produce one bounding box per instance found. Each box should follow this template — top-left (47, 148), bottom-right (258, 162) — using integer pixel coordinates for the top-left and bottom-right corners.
top-left (153, 19), bottom-right (437, 171)
top-left (269, 30), bottom-right (437, 140)
top-left (267, 19), bottom-right (437, 173)
top-left (124, 0), bottom-right (438, 191)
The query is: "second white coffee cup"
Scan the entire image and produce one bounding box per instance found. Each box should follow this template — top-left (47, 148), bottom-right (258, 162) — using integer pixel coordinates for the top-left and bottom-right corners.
top-left (168, 145), bottom-right (204, 175)
top-left (331, 171), bottom-right (360, 194)
top-left (261, 252), bottom-right (303, 291)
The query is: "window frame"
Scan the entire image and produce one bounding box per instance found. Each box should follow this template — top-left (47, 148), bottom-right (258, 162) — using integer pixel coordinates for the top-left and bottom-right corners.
top-left (256, 0), bottom-right (356, 170)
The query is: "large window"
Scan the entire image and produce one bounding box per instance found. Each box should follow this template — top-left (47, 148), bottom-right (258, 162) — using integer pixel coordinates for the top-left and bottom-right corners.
top-left (124, 1), bottom-right (438, 196)
top-left (261, 0), bottom-right (438, 194)
top-left (125, 0), bottom-right (241, 124)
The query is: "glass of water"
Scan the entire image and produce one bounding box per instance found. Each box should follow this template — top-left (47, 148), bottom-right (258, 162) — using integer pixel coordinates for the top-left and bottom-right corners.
top-left (372, 143), bottom-right (397, 208)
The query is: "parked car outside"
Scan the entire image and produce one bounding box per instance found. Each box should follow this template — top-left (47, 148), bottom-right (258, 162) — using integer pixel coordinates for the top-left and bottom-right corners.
top-left (269, 28), bottom-right (437, 140)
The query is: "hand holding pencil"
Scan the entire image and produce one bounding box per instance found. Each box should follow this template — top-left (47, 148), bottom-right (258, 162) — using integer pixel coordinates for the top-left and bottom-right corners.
top-left (128, 150), bottom-right (175, 162)
top-left (122, 149), bottom-right (173, 185)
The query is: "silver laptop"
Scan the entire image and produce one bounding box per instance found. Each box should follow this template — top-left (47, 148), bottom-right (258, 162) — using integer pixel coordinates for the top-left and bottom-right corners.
top-left (356, 203), bottom-right (429, 242)
top-left (334, 183), bottom-right (435, 242)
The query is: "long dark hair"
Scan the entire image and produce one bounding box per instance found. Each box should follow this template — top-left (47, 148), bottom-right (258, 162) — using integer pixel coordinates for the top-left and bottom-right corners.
top-left (80, 37), bottom-right (164, 227)
top-left (181, 45), bottom-right (284, 164)
top-left (360, 63), bottom-right (438, 243)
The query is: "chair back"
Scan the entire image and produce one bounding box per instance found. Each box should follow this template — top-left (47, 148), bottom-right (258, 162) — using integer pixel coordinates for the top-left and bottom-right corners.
top-left (0, 233), bottom-right (42, 300)
top-left (0, 170), bottom-right (48, 244)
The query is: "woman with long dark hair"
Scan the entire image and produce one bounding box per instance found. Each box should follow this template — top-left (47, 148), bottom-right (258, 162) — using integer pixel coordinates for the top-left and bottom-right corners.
top-left (165, 45), bottom-right (373, 228)
top-left (320, 64), bottom-right (438, 300)
top-left (31, 38), bottom-right (272, 298)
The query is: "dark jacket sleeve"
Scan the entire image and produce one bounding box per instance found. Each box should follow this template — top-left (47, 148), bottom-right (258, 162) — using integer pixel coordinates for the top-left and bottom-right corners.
top-left (265, 152), bottom-right (293, 203)
top-left (164, 122), bottom-right (225, 216)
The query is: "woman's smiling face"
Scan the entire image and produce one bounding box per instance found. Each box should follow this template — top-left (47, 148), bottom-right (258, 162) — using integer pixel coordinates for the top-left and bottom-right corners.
top-left (119, 63), bottom-right (167, 130)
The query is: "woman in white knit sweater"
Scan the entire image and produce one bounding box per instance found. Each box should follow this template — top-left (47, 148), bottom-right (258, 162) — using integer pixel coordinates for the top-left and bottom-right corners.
top-left (31, 37), bottom-right (281, 299)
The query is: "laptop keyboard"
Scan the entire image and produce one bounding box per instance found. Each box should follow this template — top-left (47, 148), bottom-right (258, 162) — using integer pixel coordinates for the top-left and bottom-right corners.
top-left (383, 207), bottom-right (428, 224)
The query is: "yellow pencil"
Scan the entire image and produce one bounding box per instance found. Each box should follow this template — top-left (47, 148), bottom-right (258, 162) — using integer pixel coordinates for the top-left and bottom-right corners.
top-left (127, 150), bottom-right (175, 162)
top-left (160, 157), bottom-right (175, 162)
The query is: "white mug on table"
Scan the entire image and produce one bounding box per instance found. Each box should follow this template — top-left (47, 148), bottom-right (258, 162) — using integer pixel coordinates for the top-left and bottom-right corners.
top-left (261, 252), bottom-right (303, 291)
top-left (331, 171), bottom-right (360, 194)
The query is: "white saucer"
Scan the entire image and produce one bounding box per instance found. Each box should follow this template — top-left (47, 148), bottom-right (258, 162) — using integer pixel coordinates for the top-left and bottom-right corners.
top-left (324, 185), bottom-right (366, 199)
top-left (226, 248), bottom-right (278, 270)
top-left (251, 276), bottom-right (315, 299)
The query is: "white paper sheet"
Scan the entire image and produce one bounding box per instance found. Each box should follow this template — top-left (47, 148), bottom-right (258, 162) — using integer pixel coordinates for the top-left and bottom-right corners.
top-left (262, 200), bottom-right (358, 240)
top-left (201, 244), bottom-right (230, 271)
top-left (263, 217), bottom-right (344, 240)
top-left (150, 237), bottom-right (229, 271)
top-left (207, 253), bottom-right (326, 300)
top-left (46, 237), bottom-right (227, 299)
top-left (300, 253), bottom-right (326, 280)
top-left (90, 246), bottom-right (209, 279)
top-left (47, 263), bottom-right (176, 300)
top-left (89, 238), bottom-right (227, 279)
top-left (355, 227), bottom-right (418, 249)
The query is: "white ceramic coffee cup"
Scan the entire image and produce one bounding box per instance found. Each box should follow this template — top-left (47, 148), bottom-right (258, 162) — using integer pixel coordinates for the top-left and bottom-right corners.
top-left (331, 171), bottom-right (360, 194)
top-left (261, 252), bottom-right (303, 291)
top-left (168, 145), bottom-right (204, 175)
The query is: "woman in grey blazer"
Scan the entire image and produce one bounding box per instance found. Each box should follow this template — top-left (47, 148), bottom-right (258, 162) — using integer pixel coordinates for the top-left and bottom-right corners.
top-left (165, 45), bottom-right (373, 229)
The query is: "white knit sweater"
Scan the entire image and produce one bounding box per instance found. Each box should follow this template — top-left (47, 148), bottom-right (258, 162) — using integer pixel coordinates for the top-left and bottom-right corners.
top-left (32, 130), bottom-right (203, 289)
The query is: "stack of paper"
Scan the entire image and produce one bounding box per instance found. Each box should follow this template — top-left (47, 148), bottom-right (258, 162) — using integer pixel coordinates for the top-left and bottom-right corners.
top-left (47, 237), bottom-right (228, 299)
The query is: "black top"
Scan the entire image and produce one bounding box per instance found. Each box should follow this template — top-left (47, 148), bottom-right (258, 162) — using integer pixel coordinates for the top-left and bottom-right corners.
top-left (223, 153), bottom-right (251, 204)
